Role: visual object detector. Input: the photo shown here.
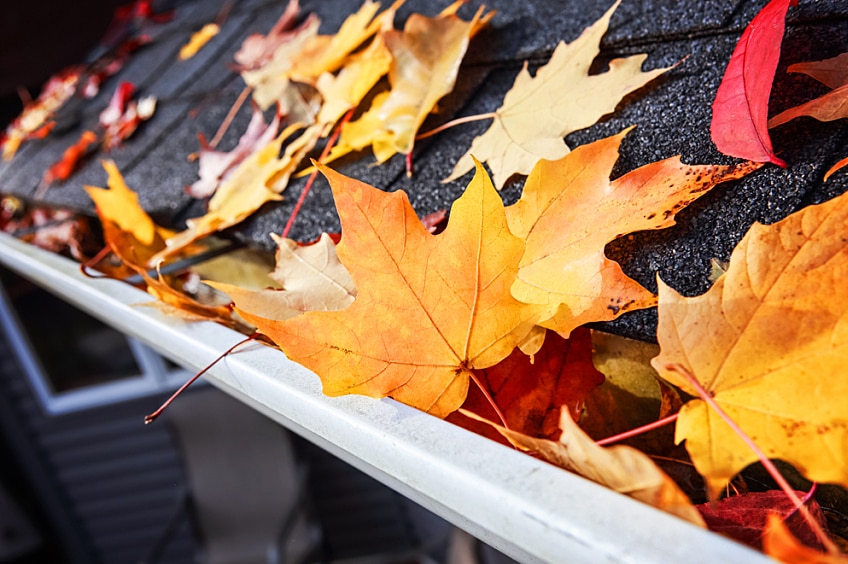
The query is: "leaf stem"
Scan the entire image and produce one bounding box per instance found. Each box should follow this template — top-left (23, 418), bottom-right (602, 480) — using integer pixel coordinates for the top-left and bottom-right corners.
top-left (209, 85), bottom-right (251, 149)
top-left (282, 109), bottom-right (354, 238)
top-left (144, 334), bottom-right (259, 424)
top-left (467, 370), bottom-right (509, 430)
top-left (416, 112), bottom-right (497, 141)
top-left (665, 363), bottom-right (838, 554)
top-left (595, 413), bottom-right (679, 446)
top-left (79, 245), bottom-right (114, 278)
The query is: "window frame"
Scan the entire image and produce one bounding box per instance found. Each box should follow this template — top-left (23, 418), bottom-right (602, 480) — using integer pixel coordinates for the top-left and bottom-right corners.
top-left (0, 277), bottom-right (193, 414)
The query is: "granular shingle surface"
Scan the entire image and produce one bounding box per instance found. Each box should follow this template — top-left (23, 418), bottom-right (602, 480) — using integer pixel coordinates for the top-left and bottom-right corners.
top-left (1, 0), bottom-right (846, 341)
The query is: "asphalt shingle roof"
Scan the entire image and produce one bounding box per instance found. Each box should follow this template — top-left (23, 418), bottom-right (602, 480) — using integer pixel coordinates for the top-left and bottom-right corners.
top-left (1, 0), bottom-right (846, 341)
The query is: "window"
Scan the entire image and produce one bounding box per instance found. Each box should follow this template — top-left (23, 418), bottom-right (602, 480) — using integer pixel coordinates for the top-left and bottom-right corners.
top-left (0, 266), bottom-right (194, 414)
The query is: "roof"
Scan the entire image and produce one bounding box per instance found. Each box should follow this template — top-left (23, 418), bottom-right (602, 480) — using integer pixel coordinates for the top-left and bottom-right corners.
top-left (1, 0), bottom-right (846, 340)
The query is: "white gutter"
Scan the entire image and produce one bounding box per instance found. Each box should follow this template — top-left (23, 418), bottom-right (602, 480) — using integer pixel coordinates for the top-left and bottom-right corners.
top-left (0, 232), bottom-right (767, 563)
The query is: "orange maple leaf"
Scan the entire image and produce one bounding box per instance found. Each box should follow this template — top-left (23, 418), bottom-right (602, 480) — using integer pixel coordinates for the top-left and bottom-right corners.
top-left (235, 161), bottom-right (550, 418)
top-left (506, 128), bottom-right (761, 336)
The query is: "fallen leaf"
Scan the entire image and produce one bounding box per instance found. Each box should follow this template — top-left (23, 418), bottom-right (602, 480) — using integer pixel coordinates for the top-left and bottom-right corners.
top-left (768, 84), bottom-right (848, 128)
top-left (188, 107), bottom-right (280, 199)
top-left (1, 68), bottom-right (79, 160)
top-left (420, 208), bottom-right (447, 234)
top-left (85, 163), bottom-right (241, 326)
top-left (786, 52), bottom-right (848, 90)
top-left (652, 189), bottom-right (848, 496)
top-left (315, 17), bottom-right (394, 125)
top-left (324, 1), bottom-right (492, 165)
top-left (580, 331), bottom-right (665, 448)
top-left (463, 408), bottom-right (705, 526)
top-left (209, 232), bottom-right (356, 322)
top-left (99, 82), bottom-right (157, 150)
top-left (234, 0), bottom-right (303, 71)
top-left (241, 17), bottom-right (321, 110)
top-left (825, 156), bottom-right (848, 181)
top-left (769, 53), bottom-right (848, 128)
top-left (85, 160), bottom-right (172, 250)
top-left (189, 247), bottom-right (277, 292)
top-left (289, 0), bottom-right (393, 83)
top-left (150, 123), bottom-right (322, 266)
top-left (505, 128), bottom-right (760, 336)
top-left (137, 264), bottom-right (241, 329)
top-left (236, 161), bottom-right (549, 418)
top-left (42, 130), bottom-right (99, 186)
top-left (764, 514), bottom-right (848, 563)
top-left (449, 328), bottom-right (604, 443)
top-left (446, 0), bottom-right (671, 188)
top-left (710, 0), bottom-right (796, 166)
top-left (697, 490), bottom-right (828, 550)
top-left (179, 22), bottom-right (220, 60)
top-left (24, 209), bottom-right (91, 262)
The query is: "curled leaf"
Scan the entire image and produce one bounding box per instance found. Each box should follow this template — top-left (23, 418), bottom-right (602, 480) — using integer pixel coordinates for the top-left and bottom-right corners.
top-left (210, 233), bottom-right (356, 322)
top-left (462, 408), bottom-right (705, 526)
top-left (710, 0), bottom-right (795, 166)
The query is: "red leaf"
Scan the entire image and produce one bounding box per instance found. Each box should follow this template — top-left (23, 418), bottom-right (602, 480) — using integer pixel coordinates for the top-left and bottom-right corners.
top-left (710, 0), bottom-right (796, 167)
top-left (43, 130), bottom-right (99, 185)
top-left (449, 328), bottom-right (604, 443)
top-left (697, 490), bottom-right (828, 550)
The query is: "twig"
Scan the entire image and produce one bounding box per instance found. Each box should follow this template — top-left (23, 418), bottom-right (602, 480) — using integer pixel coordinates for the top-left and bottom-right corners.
top-left (596, 413), bottom-right (679, 446)
top-left (416, 112), bottom-right (497, 141)
top-left (281, 108), bottom-right (354, 238)
top-left (209, 85), bottom-right (251, 148)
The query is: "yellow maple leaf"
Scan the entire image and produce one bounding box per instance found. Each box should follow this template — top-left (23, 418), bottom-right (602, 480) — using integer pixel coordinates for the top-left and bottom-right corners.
top-left (446, 0), bottom-right (672, 188)
top-left (150, 123), bottom-right (322, 266)
top-left (85, 160), bottom-right (174, 250)
top-left (323, 1), bottom-right (492, 165)
top-left (462, 408), bottom-right (705, 526)
top-left (242, 1), bottom-right (397, 111)
top-left (290, 0), bottom-right (399, 83)
top-left (235, 161), bottom-right (549, 418)
top-left (652, 190), bottom-right (848, 496)
top-left (505, 128), bottom-right (760, 336)
top-left (315, 18), bottom-right (394, 125)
